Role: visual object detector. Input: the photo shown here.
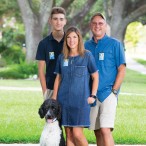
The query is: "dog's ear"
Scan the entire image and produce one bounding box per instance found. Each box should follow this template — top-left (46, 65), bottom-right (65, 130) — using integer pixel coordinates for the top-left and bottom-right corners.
top-left (38, 105), bottom-right (45, 119)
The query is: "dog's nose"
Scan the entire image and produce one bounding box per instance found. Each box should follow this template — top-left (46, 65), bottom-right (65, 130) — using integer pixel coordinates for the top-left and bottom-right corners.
top-left (46, 111), bottom-right (52, 119)
top-left (46, 115), bottom-right (52, 119)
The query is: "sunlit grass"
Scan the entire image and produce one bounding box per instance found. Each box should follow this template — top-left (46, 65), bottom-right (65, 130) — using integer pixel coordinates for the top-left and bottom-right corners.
top-left (0, 69), bottom-right (146, 144)
top-left (0, 90), bottom-right (44, 143)
top-left (113, 94), bottom-right (146, 144)
top-left (136, 59), bottom-right (146, 67)
top-left (121, 69), bottom-right (146, 94)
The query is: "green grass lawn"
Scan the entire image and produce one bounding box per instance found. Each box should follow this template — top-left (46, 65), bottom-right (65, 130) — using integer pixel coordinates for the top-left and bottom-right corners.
top-left (0, 90), bottom-right (43, 143)
top-left (121, 69), bottom-right (146, 94)
top-left (136, 59), bottom-right (146, 67)
top-left (0, 69), bottom-right (146, 144)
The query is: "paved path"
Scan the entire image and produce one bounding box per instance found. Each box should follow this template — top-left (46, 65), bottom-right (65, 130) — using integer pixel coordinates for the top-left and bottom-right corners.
top-left (0, 144), bottom-right (145, 146)
top-left (0, 86), bottom-right (41, 91)
top-left (126, 54), bottom-right (146, 74)
top-left (0, 86), bottom-right (146, 97)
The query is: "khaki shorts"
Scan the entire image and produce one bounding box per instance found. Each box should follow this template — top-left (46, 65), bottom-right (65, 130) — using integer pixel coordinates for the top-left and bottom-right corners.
top-left (43, 89), bottom-right (53, 100)
top-left (89, 93), bottom-right (117, 130)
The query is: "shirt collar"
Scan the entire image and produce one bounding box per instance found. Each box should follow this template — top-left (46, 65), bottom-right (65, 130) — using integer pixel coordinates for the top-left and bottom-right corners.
top-left (91, 34), bottom-right (108, 44)
top-left (48, 32), bottom-right (65, 42)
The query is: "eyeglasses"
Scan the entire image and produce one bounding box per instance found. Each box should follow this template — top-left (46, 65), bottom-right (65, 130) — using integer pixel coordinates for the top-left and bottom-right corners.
top-left (91, 22), bottom-right (104, 26)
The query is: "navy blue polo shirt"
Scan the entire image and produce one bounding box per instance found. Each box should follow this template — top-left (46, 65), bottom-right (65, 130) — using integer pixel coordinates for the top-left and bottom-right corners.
top-left (85, 34), bottom-right (126, 102)
top-left (36, 33), bottom-right (65, 89)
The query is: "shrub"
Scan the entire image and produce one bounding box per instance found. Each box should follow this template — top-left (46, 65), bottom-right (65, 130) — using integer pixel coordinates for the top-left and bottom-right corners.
top-left (1, 45), bottom-right (25, 64)
top-left (0, 61), bottom-right (38, 79)
top-left (0, 57), bottom-right (7, 67)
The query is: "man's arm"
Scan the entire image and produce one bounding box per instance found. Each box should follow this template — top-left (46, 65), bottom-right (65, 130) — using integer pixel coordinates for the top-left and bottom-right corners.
top-left (113, 64), bottom-right (126, 90)
top-left (52, 74), bottom-right (61, 100)
top-left (38, 60), bottom-right (47, 94)
top-left (87, 71), bottom-right (99, 104)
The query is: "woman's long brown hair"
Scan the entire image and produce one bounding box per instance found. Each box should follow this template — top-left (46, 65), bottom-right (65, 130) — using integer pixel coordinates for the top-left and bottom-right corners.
top-left (63, 26), bottom-right (85, 59)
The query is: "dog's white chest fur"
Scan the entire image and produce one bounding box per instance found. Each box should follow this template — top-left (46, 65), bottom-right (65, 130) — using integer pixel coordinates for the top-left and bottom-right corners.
top-left (40, 121), bottom-right (61, 146)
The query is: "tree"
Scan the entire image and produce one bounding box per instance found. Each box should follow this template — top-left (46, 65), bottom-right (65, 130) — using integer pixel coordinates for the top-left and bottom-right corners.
top-left (0, 0), bottom-right (20, 18)
top-left (17, 0), bottom-right (97, 62)
top-left (0, 0), bottom-right (25, 64)
top-left (64, 0), bottom-right (97, 36)
top-left (2, 0), bottom-right (146, 62)
top-left (17, 0), bottom-right (53, 62)
top-left (104, 0), bottom-right (146, 43)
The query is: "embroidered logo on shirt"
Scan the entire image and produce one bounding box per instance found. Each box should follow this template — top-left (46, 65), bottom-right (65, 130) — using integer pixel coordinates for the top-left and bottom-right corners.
top-left (63, 59), bottom-right (69, 66)
top-left (99, 53), bottom-right (104, 60)
top-left (49, 52), bottom-right (55, 60)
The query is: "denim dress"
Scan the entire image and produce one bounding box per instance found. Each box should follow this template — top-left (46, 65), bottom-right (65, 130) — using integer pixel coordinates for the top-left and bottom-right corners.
top-left (55, 51), bottom-right (97, 127)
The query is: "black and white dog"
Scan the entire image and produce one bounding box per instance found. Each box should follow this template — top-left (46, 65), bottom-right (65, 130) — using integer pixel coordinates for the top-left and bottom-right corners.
top-left (38, 99), bottom-right (65, 146)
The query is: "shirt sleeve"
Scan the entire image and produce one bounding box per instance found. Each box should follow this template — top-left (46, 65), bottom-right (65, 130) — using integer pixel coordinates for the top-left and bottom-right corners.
top-left (115, 41), bottom-right (126, 68)
top-left (87, 51), bottom-right (98, 74)
top-left (35, 41), bottom-right (46, 60)
top-left (54, 54), bottom-right (61, 74)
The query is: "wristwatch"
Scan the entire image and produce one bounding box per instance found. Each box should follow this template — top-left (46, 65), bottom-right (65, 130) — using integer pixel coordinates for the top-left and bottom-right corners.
top-left (90, 95), bottom-right (97, 107)
top-left (90, 95), bottom-right (97, 99)
top-left (112, 89), bottom-right (118, 95)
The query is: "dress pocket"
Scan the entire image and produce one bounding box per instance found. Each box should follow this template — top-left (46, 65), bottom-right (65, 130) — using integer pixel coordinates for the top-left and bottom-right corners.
top-left (74, 66), bottom-right (86, 77)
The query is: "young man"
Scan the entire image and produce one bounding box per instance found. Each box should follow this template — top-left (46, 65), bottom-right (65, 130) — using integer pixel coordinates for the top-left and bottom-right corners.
top-left (36, 7), bottom-right (67, 100)
top-left (85, 13), bottom-right (126, 146)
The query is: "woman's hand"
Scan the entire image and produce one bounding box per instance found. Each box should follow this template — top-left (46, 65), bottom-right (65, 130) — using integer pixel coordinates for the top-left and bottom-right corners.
top-left (87, 96), bottom-right (96, 104)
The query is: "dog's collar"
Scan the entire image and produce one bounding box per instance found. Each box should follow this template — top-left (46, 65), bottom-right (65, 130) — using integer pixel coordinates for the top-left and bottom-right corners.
top-left (52, 118), bottom-right (57, 122)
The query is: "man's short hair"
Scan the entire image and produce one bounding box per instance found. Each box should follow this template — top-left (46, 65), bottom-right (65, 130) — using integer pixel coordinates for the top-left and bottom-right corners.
top-left (50, 7), bottom-right (66, 18)
top-left (90, 12), bottom-right (106, 22)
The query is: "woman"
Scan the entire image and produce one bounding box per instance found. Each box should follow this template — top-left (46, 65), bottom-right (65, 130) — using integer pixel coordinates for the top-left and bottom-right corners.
top-left (52, 26), bottom-right (98, 146)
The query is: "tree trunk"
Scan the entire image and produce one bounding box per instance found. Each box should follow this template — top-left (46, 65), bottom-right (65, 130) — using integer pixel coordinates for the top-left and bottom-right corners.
top-left (106, 0), bottom-right (146, 43)
top-left (65, 0), bottom-right (96, 33)
top-left (17, 0), bottom-right (53, 62)
top-left (25, 19), bottom-right (42, 62)
top-left (110, 0), bottom-right (126, 42)
top-left (111, 20), bottom-right (127, 43)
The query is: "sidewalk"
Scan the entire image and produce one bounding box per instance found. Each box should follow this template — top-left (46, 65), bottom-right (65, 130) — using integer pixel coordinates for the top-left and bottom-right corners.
top-left (0, 144), bottom-right (145, 146)
top-left (126, 54), bottom-right (146, 74)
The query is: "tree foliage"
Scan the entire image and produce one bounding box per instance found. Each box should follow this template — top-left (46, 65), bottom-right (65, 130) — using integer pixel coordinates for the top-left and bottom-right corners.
top-left (0, 16), bottom-right (25, 65)
top-left (1, 0), bottom-right (146, 62)
top-left (104, 0), bottom-right (146, 42)
top-left (0, 0), bottom-right (20, 20)
top-left (125, 22), bottom-right (141, 47)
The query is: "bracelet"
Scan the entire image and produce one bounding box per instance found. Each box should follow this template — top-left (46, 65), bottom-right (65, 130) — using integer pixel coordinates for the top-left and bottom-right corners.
top-left (90, 95), bottom-right (97, 99)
